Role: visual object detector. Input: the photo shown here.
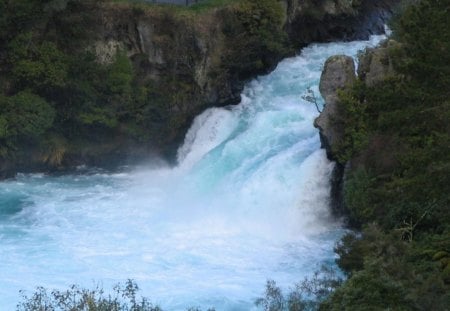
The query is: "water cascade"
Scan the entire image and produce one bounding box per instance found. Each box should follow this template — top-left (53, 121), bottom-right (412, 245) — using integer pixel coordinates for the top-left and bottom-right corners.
top-left (0, 35), bottom-right (384, 310)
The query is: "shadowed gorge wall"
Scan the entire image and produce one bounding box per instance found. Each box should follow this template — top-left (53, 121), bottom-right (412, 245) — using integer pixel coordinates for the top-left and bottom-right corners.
top-left (0, 0), bottom-right (398, 178)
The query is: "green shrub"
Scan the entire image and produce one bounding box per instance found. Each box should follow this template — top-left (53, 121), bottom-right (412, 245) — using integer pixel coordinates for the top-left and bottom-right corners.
top-left (334, 82), bottom-right (368, 163)
top-left (343, 169), bottom-right (377, 226)
top-left (105, 51), bottom-right (134, 96)
top-left (10, 39), bottom-right (68, 92)
top-left (255, 266), bottom-right (343, 311)
top-left (221, 0), bottom-right (289, 80)
top-left (0, 91), bottom-right (55, 139)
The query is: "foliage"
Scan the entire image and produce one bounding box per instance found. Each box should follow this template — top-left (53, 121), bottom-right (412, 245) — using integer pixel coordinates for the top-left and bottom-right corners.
top-left (0, 115), bottom-right (8, 139)
top-left (220, 0), bottom-right (290, 80)
top-left (333, 81), bottom-right (368, 164)
top-left (255, 266), bottom-right (343, 311)
top-left (342, 169), bottom-right (376, 226)
top-left (10, 39), bottom-right (69, 92)
top-left (324, 226), bottom-right (450, 310)
top-left (17, 280), bottom-right (162, 311)
top-left (325, 0), bottom-right (450, 309)
top-left (187, 0), bottom-right (240, 12)
top-left (105, 51), bottom-right (133, 96)
top-left (0, 91), bottom-right (55, 140)
top-left (39, 134), bottom-right (68, 166)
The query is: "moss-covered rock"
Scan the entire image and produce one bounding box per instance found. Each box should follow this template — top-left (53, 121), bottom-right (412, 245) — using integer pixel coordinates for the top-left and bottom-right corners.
top-left (314, 55), bottom-right (356, 161)
top-left (358, 39), bottom-right (399, 87)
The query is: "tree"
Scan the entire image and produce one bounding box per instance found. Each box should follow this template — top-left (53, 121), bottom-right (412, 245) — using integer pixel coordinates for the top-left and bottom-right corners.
top-left (0, 91), bottom-right (55, 139)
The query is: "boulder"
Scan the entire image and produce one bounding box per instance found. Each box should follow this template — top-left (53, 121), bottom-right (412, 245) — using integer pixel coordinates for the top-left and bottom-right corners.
top-left (358, 39), bottom-right (399, 87)
top-left (314, 55), bottom-right (356, 161)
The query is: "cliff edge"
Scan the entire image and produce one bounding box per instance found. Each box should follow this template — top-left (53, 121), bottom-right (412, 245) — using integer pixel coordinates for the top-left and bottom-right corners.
top-left (0, 0), bottom-right (399, 178)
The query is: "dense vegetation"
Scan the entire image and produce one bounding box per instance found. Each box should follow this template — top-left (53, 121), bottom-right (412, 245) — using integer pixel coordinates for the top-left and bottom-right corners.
top-left (320, 0), bottom-right (450, 309)
top-left (0, 0), bottom-right (138, 172)
top-left (0, 0), bottom-right (288, 176)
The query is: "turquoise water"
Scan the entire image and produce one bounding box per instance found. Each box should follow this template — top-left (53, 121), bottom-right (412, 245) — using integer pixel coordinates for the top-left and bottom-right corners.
top-left (0, 36), bottom-right (384, 310)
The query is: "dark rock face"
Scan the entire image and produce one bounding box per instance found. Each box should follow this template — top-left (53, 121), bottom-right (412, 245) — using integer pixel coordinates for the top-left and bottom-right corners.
top-left (314, 55), bottom-right (356, 161)
top-left (0, 160), bottom-right (14, 180)
top-left (284, 0), bottom-right (399, 47)
top-left (66, 1), bottom-right (398, 166)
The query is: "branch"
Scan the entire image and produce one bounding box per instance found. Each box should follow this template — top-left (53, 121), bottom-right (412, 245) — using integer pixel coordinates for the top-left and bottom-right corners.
top-left (301, 87), bottom-right (322, 113)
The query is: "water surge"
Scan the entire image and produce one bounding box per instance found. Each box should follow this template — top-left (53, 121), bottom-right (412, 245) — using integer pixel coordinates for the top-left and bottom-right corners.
top-left (0, 35), bottom-right (384, 310)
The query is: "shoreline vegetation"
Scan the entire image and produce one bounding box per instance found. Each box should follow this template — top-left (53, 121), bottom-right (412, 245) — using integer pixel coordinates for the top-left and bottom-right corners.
top-left (317, 0), bottom-right (449, 309)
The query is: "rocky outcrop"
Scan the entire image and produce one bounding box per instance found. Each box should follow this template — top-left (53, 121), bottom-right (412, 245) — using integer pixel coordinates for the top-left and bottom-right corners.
top-left (92, 0), bottom-right (399, 155)
top-left (284, 0), bottom-right (399, 46)
top-left (97, 6), bottom-right (223, 100)
top-left (358, 39), bottom-right (399, 86)
top-left (314, 55), bottom-right (356, 216)
top-left (315, 39), bottom-right (399, 161)
top-left (314, 55), bottom-right (356, 160)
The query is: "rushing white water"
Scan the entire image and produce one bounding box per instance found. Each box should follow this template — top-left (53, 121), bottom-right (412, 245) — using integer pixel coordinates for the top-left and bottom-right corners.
top-left (0, 36), bottom-right (384, 310)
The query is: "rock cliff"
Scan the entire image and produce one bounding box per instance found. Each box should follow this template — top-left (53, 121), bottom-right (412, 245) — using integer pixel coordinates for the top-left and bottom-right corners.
top-left (91, 0), bottom-right (398, 156)
top-left (314, 55), bottom-right (356, 215)
top-left (314, 55), bottom-right (356, 161)
top-left (284, 0), bottom-right (398, 45)
top-left (0, 0), bottom-right (399, 178)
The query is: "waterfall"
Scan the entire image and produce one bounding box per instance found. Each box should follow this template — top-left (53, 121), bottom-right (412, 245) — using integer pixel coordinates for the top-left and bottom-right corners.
top-left (0, 35), bottom-right (384, 310)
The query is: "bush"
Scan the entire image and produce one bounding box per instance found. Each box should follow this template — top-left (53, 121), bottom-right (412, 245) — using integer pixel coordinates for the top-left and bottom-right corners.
top-left (221, 0), bottom-right (289, 80)
top-left (255, 266), bottom-right (343, 311)
top-left (343, 169), bottom-right (376, 226)
top-left (0, 91), bottom-right (55, 139)
top-left (17, 280), bottom-right (161, 311)
top-left (334, 82), bottom-right (368, 164)
top-left (9, 38), bottom-right (68, 92)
